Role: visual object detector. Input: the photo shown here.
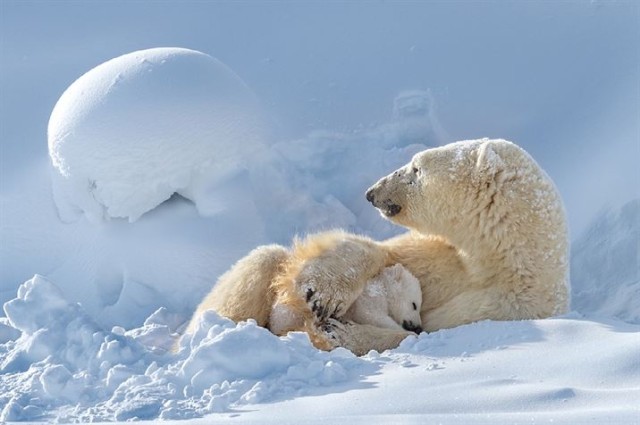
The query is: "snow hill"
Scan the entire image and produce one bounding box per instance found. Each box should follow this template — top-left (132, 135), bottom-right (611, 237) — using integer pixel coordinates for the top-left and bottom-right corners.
top-left (1, 6), bottom-right (639, 420)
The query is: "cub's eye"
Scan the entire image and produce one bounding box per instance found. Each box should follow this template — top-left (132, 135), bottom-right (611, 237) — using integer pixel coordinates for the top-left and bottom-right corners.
top-left (412, 167), bottom-right (419, 174)
top-left (412, 302), bottom-right (417, 311)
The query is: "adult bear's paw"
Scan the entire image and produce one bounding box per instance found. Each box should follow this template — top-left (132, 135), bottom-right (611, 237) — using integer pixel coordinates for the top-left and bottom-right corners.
top-left (303, 285), bottom-right (347, 323)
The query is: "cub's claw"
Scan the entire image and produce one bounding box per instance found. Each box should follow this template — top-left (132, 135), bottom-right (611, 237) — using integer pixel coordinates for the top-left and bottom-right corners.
top-left (322, 318), bottom-right (360, 347)
top-left (321, 317), bottom-right (342, 334)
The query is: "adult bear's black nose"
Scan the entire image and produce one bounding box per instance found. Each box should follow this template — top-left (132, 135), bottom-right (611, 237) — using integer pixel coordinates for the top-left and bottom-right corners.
top-left (365, 187), bottom-right (375, 203)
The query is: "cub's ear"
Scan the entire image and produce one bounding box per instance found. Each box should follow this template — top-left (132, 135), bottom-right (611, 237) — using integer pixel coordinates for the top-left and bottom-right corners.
top-left (383, 263), bottom-right (404, 282)
top-left (475, 140), bottom-right (505, 175)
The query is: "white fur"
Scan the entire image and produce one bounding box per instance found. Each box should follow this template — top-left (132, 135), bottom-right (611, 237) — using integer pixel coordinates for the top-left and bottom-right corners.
top-left (343, 264), bottom-right (422, 331)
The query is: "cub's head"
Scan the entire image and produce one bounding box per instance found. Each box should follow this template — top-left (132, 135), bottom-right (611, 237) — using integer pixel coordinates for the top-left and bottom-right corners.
top-left (365, 139), bottom-right (522, 237)
top-left (381, 264), bottom-right (423, 334)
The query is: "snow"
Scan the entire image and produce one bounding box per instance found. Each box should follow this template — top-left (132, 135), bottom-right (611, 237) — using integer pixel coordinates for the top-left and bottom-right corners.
top-left (2, 276), bottom-right (638, 423)
top-left (2, 2), bottom-right (639, 424)
top-left (0, 275), bottom-right (365, 421)
top-left (48, 47), bottom-right (270, 223)
top-left (571, 199), bottom-right (640, 324)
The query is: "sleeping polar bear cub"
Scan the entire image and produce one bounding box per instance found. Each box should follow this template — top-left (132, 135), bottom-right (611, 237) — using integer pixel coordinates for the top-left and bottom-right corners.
top-left (343, 264), bottom-right (423, 333)
top-left (269, 264), bottom-right (423, 335)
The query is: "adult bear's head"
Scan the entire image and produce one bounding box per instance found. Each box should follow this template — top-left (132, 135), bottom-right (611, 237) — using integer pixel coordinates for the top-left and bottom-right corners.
top-left (365, 139), bottom-right (533, 238)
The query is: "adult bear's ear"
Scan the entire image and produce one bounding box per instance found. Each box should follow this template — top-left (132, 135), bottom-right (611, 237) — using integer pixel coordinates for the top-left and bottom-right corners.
top-left (475, 140), bottom-right (505, 176)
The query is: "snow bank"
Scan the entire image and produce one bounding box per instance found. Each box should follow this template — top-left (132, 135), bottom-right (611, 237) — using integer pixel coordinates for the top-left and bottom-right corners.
top-left (1, 275), bottom-right (638, 423)
top-left (48, 47), bottom-right (270, 222)
top-left (219, 315), bottom-right (640, 425)
top-left (571, 198), bottom-right (640, 324)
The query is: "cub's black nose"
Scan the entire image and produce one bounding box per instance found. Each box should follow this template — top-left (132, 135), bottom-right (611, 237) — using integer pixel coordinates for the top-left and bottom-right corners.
top-left (365, 188), bottom-right (375, 203)
top-left (402, 320), bottom-right (423, 334)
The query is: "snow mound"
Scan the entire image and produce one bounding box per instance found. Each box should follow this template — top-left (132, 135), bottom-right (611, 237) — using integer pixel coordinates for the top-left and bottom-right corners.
top-left (48, 47), bottom-right (270, 222)
top-left (571, 198), bottom-right (640, 324)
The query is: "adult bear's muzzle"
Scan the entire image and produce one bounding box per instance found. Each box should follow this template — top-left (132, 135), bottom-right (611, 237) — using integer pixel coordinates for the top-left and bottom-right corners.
top-left (365, 181), bottom-right (403, 217)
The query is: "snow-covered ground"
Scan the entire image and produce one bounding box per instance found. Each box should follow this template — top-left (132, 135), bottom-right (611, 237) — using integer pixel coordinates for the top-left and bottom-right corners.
top-left (2, 276), bottom-right (638, 423)
top-left (1, 2), bottom-right (639, 424)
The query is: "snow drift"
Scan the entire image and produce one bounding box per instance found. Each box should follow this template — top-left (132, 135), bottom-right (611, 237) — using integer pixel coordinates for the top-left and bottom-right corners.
top-left (48, 47), bottom-right (270, 222)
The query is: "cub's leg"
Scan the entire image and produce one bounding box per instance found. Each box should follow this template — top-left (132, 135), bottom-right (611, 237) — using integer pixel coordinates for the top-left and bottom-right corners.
top-left (326, 320), bottom-right (414, 356)
top-left (349, 312), bottom-right (405, 331)
top-left (184, 244), bottom-right (289, 335)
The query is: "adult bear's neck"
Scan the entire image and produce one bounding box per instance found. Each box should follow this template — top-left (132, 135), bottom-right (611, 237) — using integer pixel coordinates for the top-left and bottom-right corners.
top-left (447, 182), bottom-right (570, 316)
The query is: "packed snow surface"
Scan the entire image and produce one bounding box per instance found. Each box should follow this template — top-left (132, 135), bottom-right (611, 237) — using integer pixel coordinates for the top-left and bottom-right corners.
top-left (48, 47), bottom-right (270, 222)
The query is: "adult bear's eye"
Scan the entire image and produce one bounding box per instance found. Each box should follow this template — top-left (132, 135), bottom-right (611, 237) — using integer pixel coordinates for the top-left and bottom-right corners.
top-left (412, 302), bottom-right (417, 310)
top-left (412, 167), bottom-right (419, 174)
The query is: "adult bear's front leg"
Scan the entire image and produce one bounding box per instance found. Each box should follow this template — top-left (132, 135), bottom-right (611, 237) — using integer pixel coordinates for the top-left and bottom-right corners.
top-left (290, 230), bottom-right (388, 325)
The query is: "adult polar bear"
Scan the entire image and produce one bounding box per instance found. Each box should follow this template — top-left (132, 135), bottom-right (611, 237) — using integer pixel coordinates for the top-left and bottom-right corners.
top-left (187, 139), bottom-right (569, 355)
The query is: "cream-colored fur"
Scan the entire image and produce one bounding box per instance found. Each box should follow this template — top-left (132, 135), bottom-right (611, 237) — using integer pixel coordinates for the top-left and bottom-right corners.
top-left (185, 139), bottom-right (569, 356)
top-left (184, 244), bottom-right (289, 336)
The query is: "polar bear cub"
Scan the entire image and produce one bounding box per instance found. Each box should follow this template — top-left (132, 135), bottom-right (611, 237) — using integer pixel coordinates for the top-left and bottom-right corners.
top-left (343, 264), bottom-right (423, 333)
top-left (269, 264), bottom-right (423, 335)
